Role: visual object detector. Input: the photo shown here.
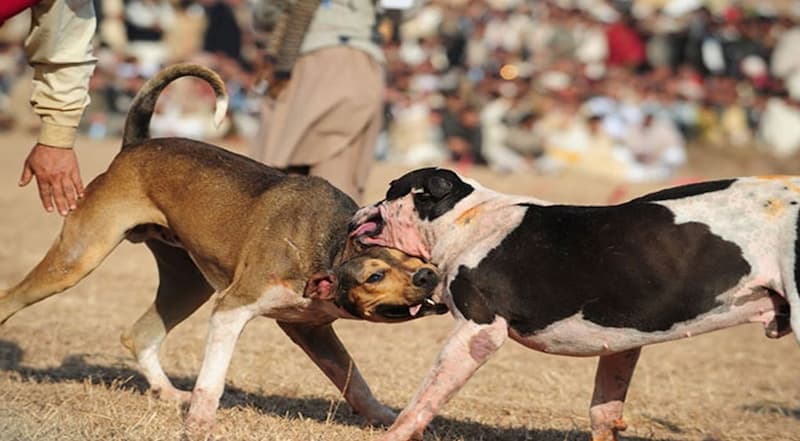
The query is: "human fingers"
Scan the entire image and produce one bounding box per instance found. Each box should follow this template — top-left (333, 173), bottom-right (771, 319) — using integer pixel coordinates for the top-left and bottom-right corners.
top-left (50, 179), bottom-right (71, 216)
top-left (19, 162), bottom-right (33, 187)
top-left (35, 177), bottom-right (55, 213)
top-left (70, 168), bottom-right (85, 199)
top-left (62, 177), bottom-right (80, 211)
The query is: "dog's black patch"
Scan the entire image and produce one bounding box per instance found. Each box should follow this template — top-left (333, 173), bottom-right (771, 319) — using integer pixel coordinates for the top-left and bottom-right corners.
top-left (450, 276), bottom-right (495, 325)
top-left (633, 179), bottom-right (737, 203)
top-left (448, 201), bottom-right (751, 334)
top-left (385, 168), bottom-right (474, 221)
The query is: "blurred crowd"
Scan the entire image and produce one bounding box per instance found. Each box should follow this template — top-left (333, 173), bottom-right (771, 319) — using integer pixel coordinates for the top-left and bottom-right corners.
top-left (383, 0), bottom-right (800, 181)
top-left (1, 0), bottom-right (800, 182)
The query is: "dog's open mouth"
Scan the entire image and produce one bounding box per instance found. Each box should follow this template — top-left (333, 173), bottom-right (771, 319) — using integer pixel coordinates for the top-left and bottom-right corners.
top-left (349, 212), bottom-right (383, 239)
top-left (374, 296), bottom-right (448, 321)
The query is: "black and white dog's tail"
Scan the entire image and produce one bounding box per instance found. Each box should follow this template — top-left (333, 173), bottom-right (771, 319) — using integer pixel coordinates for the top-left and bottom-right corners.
top-left (121, 63), bottom-right (228, 148)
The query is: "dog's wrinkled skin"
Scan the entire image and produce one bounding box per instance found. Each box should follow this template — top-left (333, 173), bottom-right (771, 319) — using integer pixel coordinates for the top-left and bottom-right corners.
top-left (350, 167), bottom-right (800, 441)
top-left (0, 65), bottom-right (445, 440)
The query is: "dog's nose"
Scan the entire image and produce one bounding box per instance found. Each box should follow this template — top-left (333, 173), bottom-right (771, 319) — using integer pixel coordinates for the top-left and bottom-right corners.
top-left (413, 268), bottom-right (439, 288)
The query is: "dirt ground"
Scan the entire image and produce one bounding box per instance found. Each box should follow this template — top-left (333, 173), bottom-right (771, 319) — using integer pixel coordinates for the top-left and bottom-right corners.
top-left (0, 129), bottom-right (799, 441)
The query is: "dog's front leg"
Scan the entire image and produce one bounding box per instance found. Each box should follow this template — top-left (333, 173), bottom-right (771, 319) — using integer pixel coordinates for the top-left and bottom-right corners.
top-left (589, 347), bottom-right (641, 441)
top-left (184, 297), bottom-right (256, 440)
top-left (277, 321), bottom-right (396, 426)
top-left (380, 317), bottom-right (508, 441)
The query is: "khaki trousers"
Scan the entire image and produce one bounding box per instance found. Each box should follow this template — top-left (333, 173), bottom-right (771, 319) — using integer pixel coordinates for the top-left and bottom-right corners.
top-left (250, 46), bottom-right (385, 203)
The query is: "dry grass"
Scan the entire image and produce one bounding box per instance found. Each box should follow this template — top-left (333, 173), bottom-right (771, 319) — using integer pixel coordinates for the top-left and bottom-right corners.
top-left (0, 131), bottom-right (799, 441)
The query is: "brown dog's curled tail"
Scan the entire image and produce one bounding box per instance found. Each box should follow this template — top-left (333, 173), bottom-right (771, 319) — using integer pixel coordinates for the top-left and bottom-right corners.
top-left (121, 63), bottom-right (228, 148)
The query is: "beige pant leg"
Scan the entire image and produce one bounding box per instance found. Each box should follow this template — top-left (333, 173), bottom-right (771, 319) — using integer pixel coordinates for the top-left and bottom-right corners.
top-left (309, 103), bottom-right (381, 204)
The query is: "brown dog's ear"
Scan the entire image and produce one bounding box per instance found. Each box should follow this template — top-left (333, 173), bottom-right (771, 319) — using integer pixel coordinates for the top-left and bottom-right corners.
top-left (341, 236), bottom-right (365, 259)
top-left (304, 271), bottom-right (337, 300)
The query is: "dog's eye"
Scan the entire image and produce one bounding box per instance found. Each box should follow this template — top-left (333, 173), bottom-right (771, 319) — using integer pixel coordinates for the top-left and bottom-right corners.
top-left (366, 272), bottom-right (385, 284)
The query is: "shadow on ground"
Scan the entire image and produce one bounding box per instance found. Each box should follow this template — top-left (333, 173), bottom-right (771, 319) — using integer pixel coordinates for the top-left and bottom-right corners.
top-left (0, 339), bottom-right (685, 440)
top-left (740, 403), bottom-right (800, 420)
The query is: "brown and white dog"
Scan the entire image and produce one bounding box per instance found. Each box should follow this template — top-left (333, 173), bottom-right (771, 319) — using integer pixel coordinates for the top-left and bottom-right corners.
top-left (350, 167), bottom-right (799, 441)
top-left (0, 65), bottom-right (446, 439)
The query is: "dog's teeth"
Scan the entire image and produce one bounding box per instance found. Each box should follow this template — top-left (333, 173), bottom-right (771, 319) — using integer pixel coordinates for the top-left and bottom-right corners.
top-left (409, 304), bottom-right (422, 316)
top-left (425, 298), bottom-right (436, 306)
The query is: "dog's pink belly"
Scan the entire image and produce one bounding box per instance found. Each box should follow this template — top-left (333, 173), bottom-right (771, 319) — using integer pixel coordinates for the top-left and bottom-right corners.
top-left (509, 295), bottom-right (777, 356)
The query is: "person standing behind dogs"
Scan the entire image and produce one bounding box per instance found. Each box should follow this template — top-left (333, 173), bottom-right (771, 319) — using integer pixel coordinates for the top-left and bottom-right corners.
top-left (1, 0), bottom-right (97, 216)
top-left (250, 0), bottom-right (385, 203)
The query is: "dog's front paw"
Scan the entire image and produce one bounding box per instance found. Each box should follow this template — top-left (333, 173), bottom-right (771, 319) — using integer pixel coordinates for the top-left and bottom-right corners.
top-left (182, 414), bottom-right (216, 441)
top-left (183, 393), bottom-right (219, 441)
top-left (590, 418), bottom-right (627, 441)
top-left (377, 419), bottom-right (425, 441)
top-left (377, 428), bottom-right (424, 441)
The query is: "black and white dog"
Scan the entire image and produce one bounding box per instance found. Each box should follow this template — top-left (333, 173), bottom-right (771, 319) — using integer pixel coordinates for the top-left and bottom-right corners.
top-left (349, 167), bottom-right (799, 441)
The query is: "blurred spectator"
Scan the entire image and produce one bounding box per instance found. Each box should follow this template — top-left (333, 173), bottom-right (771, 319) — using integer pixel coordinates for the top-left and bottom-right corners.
top-left (606, 13), bottom-right (646, 69)
top-left (386, 92), bottom-right (446, 165)
top-left (200, 0), bottom-right (242, 63)
top-left (759, 94), bottom-right (800, 157)
top-left (124, 0), bottom-right (175, 74)
top-left (624, 112), bottom-right (687, 181)
top-left (97, 0), bottom-right (127, 52)
top-left (164, 0), bottom-right (206, 62)
top-left (0, 13), bottom-right (28, 131)
top-left (771, 19), bottom-right (800, 96)
top-left (503, 109), bottom-right (543, 166)
top-left (440, 90), bottom-right (486, 167)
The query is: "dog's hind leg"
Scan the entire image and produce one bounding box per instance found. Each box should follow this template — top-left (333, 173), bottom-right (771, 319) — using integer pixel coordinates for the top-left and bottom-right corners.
top-left (0, 184), bottom-right (153, 325)
top-left (589, 348), bottom-right (641, 441)
top-left (121, 240), bottom-right (214, 403)
top-left (277, 321), bottom-right (397, 426)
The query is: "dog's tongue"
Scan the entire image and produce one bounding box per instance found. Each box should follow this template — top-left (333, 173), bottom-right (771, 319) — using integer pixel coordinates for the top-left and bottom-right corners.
top-left (350, 221), bottom-right (378, 239)
top-left (409, 304), bottom-right (422, 317)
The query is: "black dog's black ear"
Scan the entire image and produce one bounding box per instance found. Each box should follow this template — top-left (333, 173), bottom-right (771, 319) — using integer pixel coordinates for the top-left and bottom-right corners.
top-left (427, 175), bottom-right (453, 199)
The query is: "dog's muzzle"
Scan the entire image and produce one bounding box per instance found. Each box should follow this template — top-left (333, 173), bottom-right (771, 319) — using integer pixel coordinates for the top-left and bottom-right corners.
top-left (412, 267), bottom-right (438, 291)
top-left (374, 267), bottom-right (446, 321)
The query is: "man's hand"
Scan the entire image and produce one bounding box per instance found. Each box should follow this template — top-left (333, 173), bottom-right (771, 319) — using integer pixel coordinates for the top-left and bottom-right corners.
top-left (19, 143), bottom-right (84, 216)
